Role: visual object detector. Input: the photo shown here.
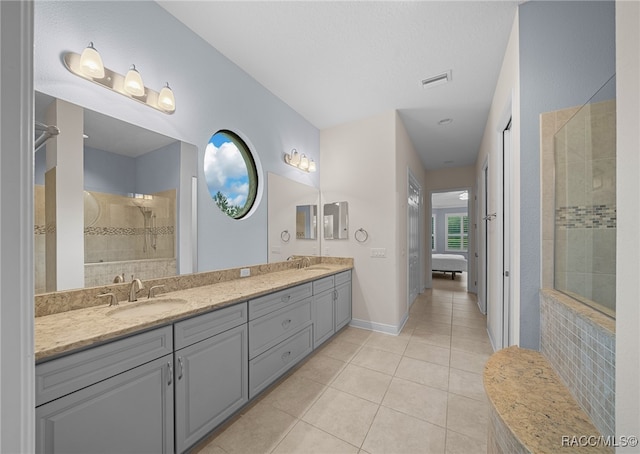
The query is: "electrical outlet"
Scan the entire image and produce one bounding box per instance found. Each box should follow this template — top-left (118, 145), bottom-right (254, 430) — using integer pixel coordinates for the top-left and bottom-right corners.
top-left (370, 248), bottom-right (387, 258)
top-left (240, 268), bottom-right (251, 277)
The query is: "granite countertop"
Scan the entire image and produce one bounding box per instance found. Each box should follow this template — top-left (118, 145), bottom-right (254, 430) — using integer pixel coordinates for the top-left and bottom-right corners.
top-left (484, 346), bottom-right (613, 453)
top-left (35, 263), bottom-right (351, 362)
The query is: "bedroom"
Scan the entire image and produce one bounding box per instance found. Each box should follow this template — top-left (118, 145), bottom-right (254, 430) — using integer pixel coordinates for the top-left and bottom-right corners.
top-left (431, 190), bottom-right (470, 284)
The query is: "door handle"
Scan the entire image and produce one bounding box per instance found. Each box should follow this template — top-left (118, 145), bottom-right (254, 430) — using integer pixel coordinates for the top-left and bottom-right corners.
top-left (167, 362), bottom-right (173, 386)
top-left (178, 357), bottom-right (184, 380)
top-left (483, 213), bottom-right (497, 221)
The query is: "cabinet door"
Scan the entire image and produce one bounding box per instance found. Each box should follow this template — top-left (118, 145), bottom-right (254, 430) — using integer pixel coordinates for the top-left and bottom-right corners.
top-left (335, 281), bottom-right (352, 331)
top-left (313, 290), bottom-right (335, 348)
top-left (175, 323), bottom-right (248, 453)
top-left (36, 355), bottom-right (174, 454)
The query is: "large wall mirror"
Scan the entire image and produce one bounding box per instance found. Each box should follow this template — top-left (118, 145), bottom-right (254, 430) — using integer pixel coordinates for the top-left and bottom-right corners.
top-left (267, 173), bottom-right (320, 261)
top-left (34, 92), bottom-right (197, 294)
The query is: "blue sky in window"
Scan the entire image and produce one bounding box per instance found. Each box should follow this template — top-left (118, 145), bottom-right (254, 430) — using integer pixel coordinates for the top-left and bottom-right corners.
top-left (204, 133), bottom-right (249, 207)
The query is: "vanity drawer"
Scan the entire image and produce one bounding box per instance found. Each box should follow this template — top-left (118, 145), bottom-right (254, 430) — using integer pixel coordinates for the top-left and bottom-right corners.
top-left (174, 302), bottom-right (247, 350)
top-left (249, 324), bottom-right (313, 398)
top-left (313, 275), bottom-right (335, 294)
top-left (249, 283), bottom-right (312, 320)
top-left (36, 325), bottom-right (173, 407)
top-left (249, 297), bottom-right (312, 359)
top-left (335, 270), bottom-right (351, 286)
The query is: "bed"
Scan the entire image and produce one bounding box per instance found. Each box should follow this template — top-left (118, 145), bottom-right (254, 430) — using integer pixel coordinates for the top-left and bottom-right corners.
top-left (432, 254), bottom-right (467, 280)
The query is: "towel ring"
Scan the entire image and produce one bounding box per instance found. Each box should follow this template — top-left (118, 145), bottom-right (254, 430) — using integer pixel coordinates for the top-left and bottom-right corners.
top-left (281, 230), bottom-right (291, 243)
top-left (355, 228), bottom-right (368, 243)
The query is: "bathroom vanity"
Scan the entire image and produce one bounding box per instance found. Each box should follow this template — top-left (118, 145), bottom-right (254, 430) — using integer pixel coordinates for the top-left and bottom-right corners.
top-left (34, 262), bottom-right (352, 454)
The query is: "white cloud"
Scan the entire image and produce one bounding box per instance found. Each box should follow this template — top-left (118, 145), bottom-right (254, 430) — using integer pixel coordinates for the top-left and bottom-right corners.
top-left (204, 141), bottom-right (248, 193)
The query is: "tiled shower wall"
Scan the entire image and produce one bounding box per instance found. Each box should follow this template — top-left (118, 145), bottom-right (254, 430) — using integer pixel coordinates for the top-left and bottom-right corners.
top-left (35, 188), bottom-right (176, 293)
top-left (540, 289), bottom-right (615, 437)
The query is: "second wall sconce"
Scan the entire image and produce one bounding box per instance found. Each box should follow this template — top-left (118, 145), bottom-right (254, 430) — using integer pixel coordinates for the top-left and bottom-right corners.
top-left (64, 42), bottom-right (176, 114)
top-left (284, 149), bottom-right (316, 173)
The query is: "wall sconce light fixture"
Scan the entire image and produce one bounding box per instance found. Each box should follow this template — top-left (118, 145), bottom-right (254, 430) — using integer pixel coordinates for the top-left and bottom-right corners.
top-left (284, 149), bottom-right (316, 173)
top-left (64, 43), bottom-right (176, 114)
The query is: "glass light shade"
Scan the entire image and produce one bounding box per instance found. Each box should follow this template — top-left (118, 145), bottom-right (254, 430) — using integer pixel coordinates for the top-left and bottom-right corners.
top-left (158, 83), bottom-right (175, 112)
top-left (124, 65), bottom-right (145, 96)
top-left (289, 150), bottom-right (300, 166)
top-left (299, 154), bottom-right (309, 171)
top-left (79, 43), bottom-right (105, 79)
top-left (308, 159), bottom-right (316, 172)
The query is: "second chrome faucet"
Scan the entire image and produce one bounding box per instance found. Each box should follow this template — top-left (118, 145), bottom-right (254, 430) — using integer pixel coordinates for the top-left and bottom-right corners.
top-left (128, 277), bottom-right (144, 302)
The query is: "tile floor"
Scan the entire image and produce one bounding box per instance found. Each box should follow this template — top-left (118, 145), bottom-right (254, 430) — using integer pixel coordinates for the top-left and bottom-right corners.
top-left (194, 273), bottom-right (494, 454)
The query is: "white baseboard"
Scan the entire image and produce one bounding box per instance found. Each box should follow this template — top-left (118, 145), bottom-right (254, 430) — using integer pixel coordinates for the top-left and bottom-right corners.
top-left (350, 313), bottom-right (408, 336)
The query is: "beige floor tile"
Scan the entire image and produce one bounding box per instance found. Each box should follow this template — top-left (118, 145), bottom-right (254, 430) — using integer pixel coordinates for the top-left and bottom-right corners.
top-left (404, 340), bottom-right (450, 367)
top-left (335, 327), bottom-right (372, 345)
top-left (446, 394), bottom-right (489, 444)
top-left (194, 444), bottom-right (228, 454)
top-left (362, 406), bottom-right (446, 454)
top-left (364, 332), bottom-right (409, 355)
top-left (449, 349), bottom-right (490, 375)
top-left (451, 324), bottom-right (488, 342)
top-left (452, 293), bottom-right (478, 303)
top-left (319, 337), bottom-right (363, 362)
top-left (411, 329), bottom-right (451, 348)
top-left (395, 356), bottom-right (449, 391)
top-left (413, 320), bottom-right (452, 336)
top-left (445, 429), bottom-right (487, 454)
top-left (213, 401), bottom-right (297, 454)
top-left (382, 377), bottom-right (449, 427)
top-left (262, 374), bottom-right (327, 418)
top-left (331, 364), bottom-right (392, 403)
top-left (448, 368), bottom-right (487, 402)
top-left (351, 346), bottom-right (402, 376)
top-left (272, 421), bottom-right (359, 454)
top-left (412, 312), bottom-right (453, 325)
top-left (450, 337), bottom-right (494, 356)
top-left (302, 387), bottom-right (378, 447)
top-left (295, 354), bottom-right (346, 385)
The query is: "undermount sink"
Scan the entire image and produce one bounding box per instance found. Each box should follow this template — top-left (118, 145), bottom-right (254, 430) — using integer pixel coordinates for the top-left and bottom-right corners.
top-left (107, 298), bottom-right (188, 319)
top-left (303, 266), bottom-right (331, 271)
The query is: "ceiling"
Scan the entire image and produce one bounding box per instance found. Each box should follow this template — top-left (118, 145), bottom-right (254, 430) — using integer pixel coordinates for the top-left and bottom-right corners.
top-left (158, 1), bottom-right (518, 170)
top-left (432, 190), bottom-right (469, 209)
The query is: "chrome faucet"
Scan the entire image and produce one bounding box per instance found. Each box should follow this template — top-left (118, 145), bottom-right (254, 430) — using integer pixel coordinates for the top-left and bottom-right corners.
top-left (148, 285), bottom-right (165, 299)
top-left (97, 292), bottom-right (118, 307)
top-left (129, 277), bottom-right (144, 302)
top-left (301, 257), bottom-right (311, 268)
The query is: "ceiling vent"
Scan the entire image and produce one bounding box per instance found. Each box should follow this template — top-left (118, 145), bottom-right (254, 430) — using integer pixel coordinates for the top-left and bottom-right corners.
top-left (421, 70), bottom-right (452, 89)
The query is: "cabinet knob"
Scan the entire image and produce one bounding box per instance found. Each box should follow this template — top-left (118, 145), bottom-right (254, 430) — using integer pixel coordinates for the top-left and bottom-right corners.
top-left (281, 351), bottom-right (291, 362)
top-left (281, 295), bottom-right (291, 303)
top-left (281, 319), bottom-right (292, 329)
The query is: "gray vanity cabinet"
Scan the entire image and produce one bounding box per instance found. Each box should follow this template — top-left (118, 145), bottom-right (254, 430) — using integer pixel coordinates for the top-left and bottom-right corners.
top-left (312, 276), bottom-right (336, 347)
top-left (35, 327), bottom-right (174, 454)
top-left (173, 303), bottom-right (248, 454)
top-left (335, 271), bottom-right (352, 331)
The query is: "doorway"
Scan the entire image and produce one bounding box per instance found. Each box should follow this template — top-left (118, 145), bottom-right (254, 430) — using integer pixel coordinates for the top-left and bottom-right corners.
top-left (407, 171), bottom-right (422, 310)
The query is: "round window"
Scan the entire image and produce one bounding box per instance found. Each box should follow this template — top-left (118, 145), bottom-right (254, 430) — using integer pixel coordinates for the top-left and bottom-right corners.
top-left (204, 130), bottom-right (258, 219)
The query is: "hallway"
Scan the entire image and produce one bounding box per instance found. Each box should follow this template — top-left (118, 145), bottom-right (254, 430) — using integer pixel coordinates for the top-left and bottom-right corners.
top-left (194, 273), bottom-right (492, 454)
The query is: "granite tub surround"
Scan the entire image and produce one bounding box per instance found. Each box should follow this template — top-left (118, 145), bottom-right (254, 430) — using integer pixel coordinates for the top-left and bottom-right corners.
top-left (484, 346), bottom-right (612, 453)
top-left (35, 257), bottom-right (352, 361)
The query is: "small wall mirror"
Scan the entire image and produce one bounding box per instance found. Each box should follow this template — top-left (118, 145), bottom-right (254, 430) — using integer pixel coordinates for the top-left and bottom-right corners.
top-left (296, 205), bottom-right (317, 239)
top-left (323, 201), bottom-right (349, 240)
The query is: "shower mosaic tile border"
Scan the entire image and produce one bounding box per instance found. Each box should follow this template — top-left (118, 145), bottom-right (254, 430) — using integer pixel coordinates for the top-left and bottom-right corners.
top-left (556, 205), bottom-right (616, 229)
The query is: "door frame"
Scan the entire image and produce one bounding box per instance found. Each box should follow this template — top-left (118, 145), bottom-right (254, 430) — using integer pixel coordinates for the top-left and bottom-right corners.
top-left (407, 169), bottom-right (423, 311)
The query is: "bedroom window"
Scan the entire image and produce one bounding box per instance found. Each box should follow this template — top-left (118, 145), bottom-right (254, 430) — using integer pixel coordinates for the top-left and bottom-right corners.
top-left (431, 215), bottom-right (436, 251)
top-left (445, 213), bottom-right (468, 252)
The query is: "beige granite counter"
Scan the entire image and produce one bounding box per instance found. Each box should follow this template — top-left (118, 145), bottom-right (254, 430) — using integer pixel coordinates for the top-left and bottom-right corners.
top-left (35, 260), bottom-right (352, 362)
top-left (484, 346), bottom-right (613, 453)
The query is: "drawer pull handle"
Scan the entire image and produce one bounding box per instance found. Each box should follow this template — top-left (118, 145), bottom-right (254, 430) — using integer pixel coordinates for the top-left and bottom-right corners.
top-left (281, 351), bottom-right (292, 362)
top-left (167, 362), bottom-right (173, 386)
top-left (281, 295), bottom-right (291, 303)
top-left (282, 319), bottom-right (292, 329)
top-left (178, 357), bottom-right (184, 380)
top-left (334, 290), bottom-right (338, 300)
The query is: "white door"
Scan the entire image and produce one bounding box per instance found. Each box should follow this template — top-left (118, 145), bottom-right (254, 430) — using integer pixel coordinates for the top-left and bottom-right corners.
top-left (502, 120), bottom-right (512, 347)
top-left (479, 162), bottom-right (489, 315)
top-left (408, 173), bottom-right (421, 308)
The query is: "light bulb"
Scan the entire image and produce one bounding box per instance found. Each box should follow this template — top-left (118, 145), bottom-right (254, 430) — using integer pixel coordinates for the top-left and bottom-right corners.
top-left (79, 42), bottom-right (105, 79)
top-left (299, 154), bottom-right (309, 171)
top-left (158, 83), bottom-right (175, 112)
top-left (124, 65), bottom-right (145, 96)
top-left (308, 159), bottom-right (316, 172)
top-left (289, 149), bottom-right (300, 166)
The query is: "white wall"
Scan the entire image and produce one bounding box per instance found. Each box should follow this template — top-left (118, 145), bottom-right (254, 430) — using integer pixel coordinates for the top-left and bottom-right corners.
top-left (615, 0), bottom-right (640, 444)
top-left (33, 1), bottom-right (319, 273)
top-left (474, 10), bottom-right (520, 349)
top-left (320, 111), bottom-right (402, 332)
